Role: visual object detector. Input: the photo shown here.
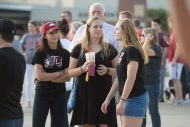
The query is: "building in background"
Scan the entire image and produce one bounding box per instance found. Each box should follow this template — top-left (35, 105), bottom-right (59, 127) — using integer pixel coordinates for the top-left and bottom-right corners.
top-left (147, 0), bottom-right (169, 9)
top-left (0, 0), bottom-right (169, 35)
top-left (0, 0), bottom-right (62, 35)
top-left (118, 0), bottom-right (147, 27)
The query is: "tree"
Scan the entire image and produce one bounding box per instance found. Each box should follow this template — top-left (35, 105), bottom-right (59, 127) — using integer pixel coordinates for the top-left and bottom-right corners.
top-left (147, 9), bottom-right (169, 34)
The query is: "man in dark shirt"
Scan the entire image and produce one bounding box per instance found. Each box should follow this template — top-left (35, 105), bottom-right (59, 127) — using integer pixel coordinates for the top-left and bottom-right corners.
top-left (0, 18), bottom-right (26, 127)
top-left (151, 18), bottom-right (169, 102)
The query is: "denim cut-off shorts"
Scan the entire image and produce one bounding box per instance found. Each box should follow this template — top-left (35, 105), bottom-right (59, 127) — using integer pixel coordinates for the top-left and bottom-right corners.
top-left (124, 92), bottom-right (149, 118)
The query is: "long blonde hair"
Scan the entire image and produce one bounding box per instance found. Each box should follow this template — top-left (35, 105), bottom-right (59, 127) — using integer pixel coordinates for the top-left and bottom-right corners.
top-left (117, 19), bottom-right (148, 63)
top-left (80, 16), bottom-right (110, 58)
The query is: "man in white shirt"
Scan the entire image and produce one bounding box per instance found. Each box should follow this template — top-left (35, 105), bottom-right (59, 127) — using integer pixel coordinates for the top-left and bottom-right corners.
top-left (69, 2), bottom-right (120, 52)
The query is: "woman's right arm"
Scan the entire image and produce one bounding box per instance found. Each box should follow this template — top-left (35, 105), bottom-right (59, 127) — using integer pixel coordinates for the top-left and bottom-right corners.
top-left (68, 57), bottom-right (90, 77)
top-left (106, 77), bottom-right (119, 101)
top-left (34, 64), bottom-right (60, 81)
top-left (101, 77), bottom-right (119, 114)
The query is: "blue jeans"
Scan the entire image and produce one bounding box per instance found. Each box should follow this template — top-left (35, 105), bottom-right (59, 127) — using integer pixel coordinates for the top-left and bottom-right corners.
top-left (142, 85), bottom-right (161, 127)
top-left (32, 84), bottom-right (68, 127)
top-left (160, 65), bottom-right (166, 98)
top-left (0, 118), bottom-right (23, 127)
top-left (181, 65), bottom-right (190, 99)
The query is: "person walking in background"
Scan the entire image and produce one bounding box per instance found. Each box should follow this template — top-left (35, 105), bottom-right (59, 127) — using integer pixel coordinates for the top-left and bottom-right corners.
top-left (69, 2), bottom-right (120, 52)
top-left (69, 21), bottom-right (84, 45)
top-left (68, 16), bottom-right (118, 127)
top-left (141, 28), bottom-right (162, 127)
top-left (60, 10), bottom-right (72, 28)
top-left (13, 36), bottom-right (22, 53)
top-left (118, 11), bottom-right (142, 38)
top-left (134, 18), bottom-right (142, 38)
top-left (20, 20), bottom-right (41, 108)
top-left (57, 18), bottom-right (71, 50)
top-left (180, 65), bottom-right (190, 103)
top-left (60, 10), bottom-right (73, 41)
top-left (101, 19), bottom-right (149, 127)
top-left (0, 18), bottom-right (26, 127)
top-left (168, 16), bottom-right (184, 105)
top-left (32, 22), bottom-right (70, 127)
top-left (57, 18), bottom-right (73, 103)
top-left (151, 18), bottom-right (169, 102)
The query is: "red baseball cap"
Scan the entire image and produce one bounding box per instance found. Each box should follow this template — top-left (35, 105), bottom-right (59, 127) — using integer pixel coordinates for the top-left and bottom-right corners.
top-left (41, 22), bottom-right (60, 38)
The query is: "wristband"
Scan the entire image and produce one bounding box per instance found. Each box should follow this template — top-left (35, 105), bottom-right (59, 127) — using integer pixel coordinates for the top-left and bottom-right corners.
top-left (120, 98), bottom-right (127, 102)
top-left (80, 66), bottom-right (84, 73)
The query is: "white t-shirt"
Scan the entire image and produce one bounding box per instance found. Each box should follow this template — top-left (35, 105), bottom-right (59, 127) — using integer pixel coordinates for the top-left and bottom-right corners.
top-left (60, 38), bottom-right (73, 91)
top-left (60, 38), bottom-right (71, 50)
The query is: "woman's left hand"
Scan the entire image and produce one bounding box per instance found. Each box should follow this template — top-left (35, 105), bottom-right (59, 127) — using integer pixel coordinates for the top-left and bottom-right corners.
top-left (145, 34), bottom-right (154, 43)
top-left (116, 101), bottom-right (125, 116)
top-left (97, 64), bottom-right (108, 76)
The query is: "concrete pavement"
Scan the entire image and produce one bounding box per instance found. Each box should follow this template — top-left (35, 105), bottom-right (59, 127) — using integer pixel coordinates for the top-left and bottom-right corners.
top-left (22, 101), bottom-right (190, 127)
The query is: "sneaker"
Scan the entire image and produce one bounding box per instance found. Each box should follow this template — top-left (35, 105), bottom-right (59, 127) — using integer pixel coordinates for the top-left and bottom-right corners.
top-left (182, 99), bottom-right (190, 104)
top-left (173, 99), bottom-right (183, 105)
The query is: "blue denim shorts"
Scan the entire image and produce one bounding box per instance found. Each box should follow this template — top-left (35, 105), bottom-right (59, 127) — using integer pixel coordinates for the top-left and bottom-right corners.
top-left (124, 92), bottom-right (149, 118)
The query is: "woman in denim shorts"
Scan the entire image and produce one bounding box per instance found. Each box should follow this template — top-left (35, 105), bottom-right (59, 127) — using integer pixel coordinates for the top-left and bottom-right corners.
top-left (101, 19), bottom-right (149, 127)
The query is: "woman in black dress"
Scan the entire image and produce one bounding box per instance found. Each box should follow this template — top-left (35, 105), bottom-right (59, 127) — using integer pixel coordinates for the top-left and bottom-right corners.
top-left (68, 16), bottom-right (118, 127)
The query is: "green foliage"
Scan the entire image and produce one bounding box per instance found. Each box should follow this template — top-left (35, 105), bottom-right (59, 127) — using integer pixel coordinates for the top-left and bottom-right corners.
top-left (147, 9), bottom-right (169, 34)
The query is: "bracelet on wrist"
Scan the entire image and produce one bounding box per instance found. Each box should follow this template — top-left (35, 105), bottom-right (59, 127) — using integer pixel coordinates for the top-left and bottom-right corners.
top-left (120, 98), bottom-right (127, 102)
top-left (80, 66), bottom-right (84, 73)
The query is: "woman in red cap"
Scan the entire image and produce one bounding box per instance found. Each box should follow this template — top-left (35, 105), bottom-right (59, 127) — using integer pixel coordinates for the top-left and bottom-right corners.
top-left (32, 22), bottom-right (70, 127)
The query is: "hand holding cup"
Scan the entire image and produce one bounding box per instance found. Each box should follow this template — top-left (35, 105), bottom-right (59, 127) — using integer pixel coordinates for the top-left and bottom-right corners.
top-left (85, 52), bottom-right (96, 76)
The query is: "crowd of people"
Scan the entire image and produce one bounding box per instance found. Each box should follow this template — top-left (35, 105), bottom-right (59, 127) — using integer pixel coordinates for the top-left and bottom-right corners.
top-left (0, 1), bottom-right (190, 127)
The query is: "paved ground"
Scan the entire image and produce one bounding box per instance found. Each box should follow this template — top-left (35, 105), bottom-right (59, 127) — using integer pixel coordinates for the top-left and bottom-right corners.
top-left (21, 61), bottom-right (190, 126)
top-left (22, 100), bottom-right (190, 127)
